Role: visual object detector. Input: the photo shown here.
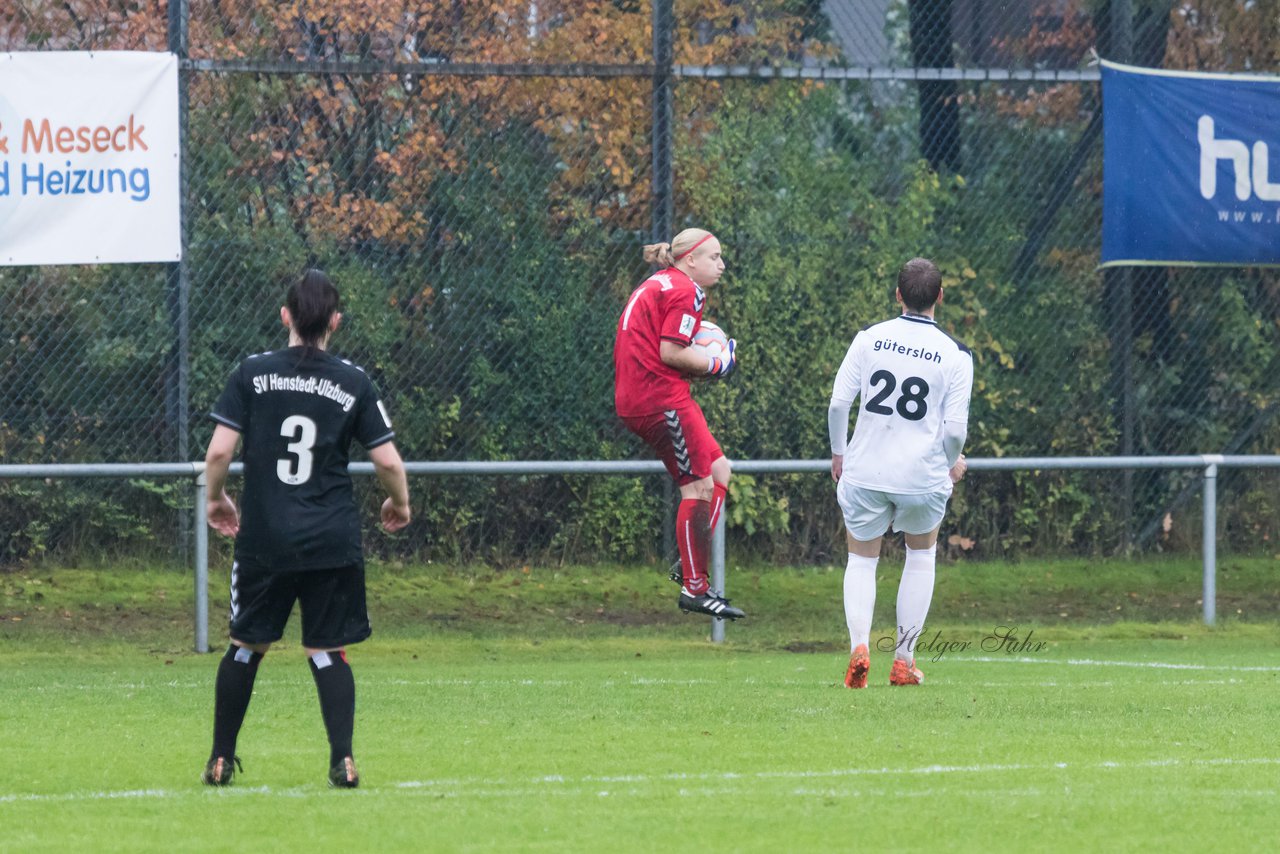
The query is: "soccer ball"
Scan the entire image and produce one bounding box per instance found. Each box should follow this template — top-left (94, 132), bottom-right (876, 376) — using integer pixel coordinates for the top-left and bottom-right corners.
top-left (689, 321), bottom-right (730, 382)
top-left (690, 320), bottom-right (729, 359)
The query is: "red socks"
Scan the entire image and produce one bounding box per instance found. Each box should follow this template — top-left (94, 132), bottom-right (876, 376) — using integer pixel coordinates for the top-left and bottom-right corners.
top-left (709, 482), bottom-right (728, 533)
top-left (676, 483), bottom-right (729, 595)
top-left (676, 498), bottom-right (711, 594)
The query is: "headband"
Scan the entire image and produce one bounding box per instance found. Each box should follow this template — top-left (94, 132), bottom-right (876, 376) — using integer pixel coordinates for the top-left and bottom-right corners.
top-left (673, 233), bottom-right (715, 261)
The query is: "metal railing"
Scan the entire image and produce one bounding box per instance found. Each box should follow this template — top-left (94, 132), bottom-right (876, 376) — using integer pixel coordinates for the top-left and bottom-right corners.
top-left (4, 455), bottom-right (1277, 650)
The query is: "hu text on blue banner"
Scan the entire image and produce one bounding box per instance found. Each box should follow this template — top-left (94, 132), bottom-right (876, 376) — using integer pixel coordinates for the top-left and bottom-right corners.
top-left (1102, 60), bottom-right (1280, 267)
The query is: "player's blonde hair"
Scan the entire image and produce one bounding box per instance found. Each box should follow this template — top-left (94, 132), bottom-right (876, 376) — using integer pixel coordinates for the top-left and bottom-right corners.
top-left (642, 228), bottom-right (715, 267)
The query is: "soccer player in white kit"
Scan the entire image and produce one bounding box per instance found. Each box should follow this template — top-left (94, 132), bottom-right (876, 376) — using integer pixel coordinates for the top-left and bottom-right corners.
top-left (827, 258), bottom-right (973, 687)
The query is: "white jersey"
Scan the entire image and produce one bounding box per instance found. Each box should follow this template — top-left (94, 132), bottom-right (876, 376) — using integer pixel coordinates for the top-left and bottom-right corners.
top-left (829, 314), bottom-right (973, 494)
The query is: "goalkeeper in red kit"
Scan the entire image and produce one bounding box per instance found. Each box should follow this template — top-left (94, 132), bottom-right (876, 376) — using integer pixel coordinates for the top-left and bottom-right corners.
top-left (614, 228), bottom-right (744, 620)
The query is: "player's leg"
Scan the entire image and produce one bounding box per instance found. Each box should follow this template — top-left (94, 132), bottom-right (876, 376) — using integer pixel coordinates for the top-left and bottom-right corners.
top-left (709, 454), bottom-right (732, 534)
top-left (897, 521), bottom-right (942, 669)
top-left (304, 644), bottom-right (359, 788)
top-left (677, 453), bottom-right (732, 588)
top-left (837, 485), bottom-right (893, 688)
top-left (665, 403), bottom-right (716, 596)
top-left (676, 474), bottom-right (715, 595)
top-left (672, 408), bottom-right (745, 619)
top-left (673, 471), bottom-right (744, 619)
top-left (621, 412), bottom-right (693, 586)
top-left (621, 407), bottom-right (743, 619)
top-left (630, 408), bottom-right (713, 593)
top-left (672, 405), bottom-right (723, 594)
top-left (887, 492), bottom-right (949, 686)
top-left (204, 562), bottom-right (289, 785)
top-left (665, 456), bottom-right (731, 586)
top-left (299, 564), bottom-right (371, 788)
top-left (204, 640), bottom-right (268, 785)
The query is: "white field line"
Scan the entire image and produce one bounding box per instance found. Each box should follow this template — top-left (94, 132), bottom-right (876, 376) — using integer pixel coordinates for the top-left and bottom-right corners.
top-left (5, 666), bottom-right (1276, 695)
top-left (5, 757), bottom-right (1278, 805)
top-left (386, 677), bottom-right (720, 687)
top-left (5, 676), bottom-right (736, 694)
top-left (948, 656), bottom-right (1280, 672)
top-left (10, 654), bottom-right (1280, 695)
top-left (962, 678), bottom-right (1247, 688)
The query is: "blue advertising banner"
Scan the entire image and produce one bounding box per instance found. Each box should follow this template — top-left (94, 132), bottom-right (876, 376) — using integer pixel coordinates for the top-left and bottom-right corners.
top-left (1102, 60), bottom-right (1280, 267)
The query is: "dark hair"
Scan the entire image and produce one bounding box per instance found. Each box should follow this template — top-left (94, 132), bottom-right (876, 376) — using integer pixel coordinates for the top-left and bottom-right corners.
top-left (286, 269), bottom-right (340, 357)
top-left (897, 258), bottom-right (942, 312)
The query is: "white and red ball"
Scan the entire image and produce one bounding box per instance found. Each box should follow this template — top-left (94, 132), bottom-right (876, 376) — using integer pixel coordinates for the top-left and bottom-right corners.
top-left (690, 320), bottom-right (729, 359)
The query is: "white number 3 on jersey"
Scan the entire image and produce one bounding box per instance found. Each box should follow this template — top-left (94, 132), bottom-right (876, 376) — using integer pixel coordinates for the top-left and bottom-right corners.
top-left (277, 414), bottom-right (317, 485)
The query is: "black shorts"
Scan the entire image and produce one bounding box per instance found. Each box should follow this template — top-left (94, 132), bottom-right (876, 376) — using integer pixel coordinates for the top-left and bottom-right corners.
top-left (228, 561), bottom-right (371, 649)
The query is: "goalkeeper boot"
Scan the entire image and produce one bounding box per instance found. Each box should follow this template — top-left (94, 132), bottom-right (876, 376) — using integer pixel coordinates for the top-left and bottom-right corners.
top-left (329, 756), bottom-right (359, 789)
top-left (889, 658), bottom-right (924, 686)
top-left (201, 755), bottom-right (242, 786)
top-left (678, 587), bottom-right (746, 621)
top-left (844, 644), bottom-right (870, 689)
top-left (668, 560), bottom-right (683, 586)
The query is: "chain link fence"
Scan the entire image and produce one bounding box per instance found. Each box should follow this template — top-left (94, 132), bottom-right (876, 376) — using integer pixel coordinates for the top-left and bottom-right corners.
top-left (3, 1), bottom-right (1279, 566)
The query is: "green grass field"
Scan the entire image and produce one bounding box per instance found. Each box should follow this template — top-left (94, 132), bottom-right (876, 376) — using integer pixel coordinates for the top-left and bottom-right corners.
top-left (5, 558), bottom-right (1280, 851)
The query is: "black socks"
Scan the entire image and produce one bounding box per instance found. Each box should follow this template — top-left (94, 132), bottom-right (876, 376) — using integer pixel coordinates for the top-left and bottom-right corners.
top-left (210, 644), bottom-right (263, 760)
top-left (210, 645), bottom-right (356, 770)
top-left (308, 650), bottom-right (356, 767)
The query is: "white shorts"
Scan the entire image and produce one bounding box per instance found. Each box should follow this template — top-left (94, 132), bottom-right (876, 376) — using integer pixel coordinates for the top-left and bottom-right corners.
top-left (837, 482), bottom-right (951, 542)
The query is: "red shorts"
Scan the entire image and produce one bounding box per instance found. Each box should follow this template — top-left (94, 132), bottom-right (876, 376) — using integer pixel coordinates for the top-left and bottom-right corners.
top-left (621, 401), bottom-right (724, 486)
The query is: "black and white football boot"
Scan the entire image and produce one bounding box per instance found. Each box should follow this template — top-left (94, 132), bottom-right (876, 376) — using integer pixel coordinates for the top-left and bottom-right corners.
top-left (678, 587), bottom-right (746, 621)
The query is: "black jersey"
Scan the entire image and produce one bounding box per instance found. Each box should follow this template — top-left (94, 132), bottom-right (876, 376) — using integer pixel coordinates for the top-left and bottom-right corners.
top-left (210, 346), bottom-right (395, 572)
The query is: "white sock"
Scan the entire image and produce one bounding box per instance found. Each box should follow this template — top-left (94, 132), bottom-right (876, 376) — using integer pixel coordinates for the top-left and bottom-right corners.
top-left (895, 544), bottom-right (937, 662)
top-left (843, 553), bottom-right (878, 651)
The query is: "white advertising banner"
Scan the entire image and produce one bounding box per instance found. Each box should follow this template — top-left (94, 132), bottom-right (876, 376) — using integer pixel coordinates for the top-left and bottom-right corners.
top-left (0, 52), bottom-right (179, 265)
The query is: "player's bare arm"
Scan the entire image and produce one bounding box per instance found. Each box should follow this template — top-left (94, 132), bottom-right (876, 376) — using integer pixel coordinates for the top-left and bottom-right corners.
top-left (369, 441), bottom-right (411, 532)
top-left (204, 424), bottom-right (241, 537)
top-left (659, 338), bottom-right (712, 374)
top-left (659, 338), bottom-right (735, 377)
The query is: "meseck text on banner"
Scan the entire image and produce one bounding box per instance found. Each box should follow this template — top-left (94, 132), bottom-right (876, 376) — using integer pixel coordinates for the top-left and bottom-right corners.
top-left (0, 51), bottom-right (179, 266)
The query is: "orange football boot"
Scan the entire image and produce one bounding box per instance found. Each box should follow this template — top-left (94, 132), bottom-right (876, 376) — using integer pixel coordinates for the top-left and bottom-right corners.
top-left (889, 658), bottom-right (924, 686)
top-left (844, 644), bottom-right (870, 689)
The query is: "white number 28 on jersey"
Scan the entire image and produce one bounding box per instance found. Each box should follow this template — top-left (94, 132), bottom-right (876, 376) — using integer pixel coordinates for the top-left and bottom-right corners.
top-left (277, 414), bottom-right (317, 485)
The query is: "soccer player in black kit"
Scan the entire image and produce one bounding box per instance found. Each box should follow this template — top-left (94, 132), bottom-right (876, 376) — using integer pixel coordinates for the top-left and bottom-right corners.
top-left (201, 270), bottom-right (411, 789)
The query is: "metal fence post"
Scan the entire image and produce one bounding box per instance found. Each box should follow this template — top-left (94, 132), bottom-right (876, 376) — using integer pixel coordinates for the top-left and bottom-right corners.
top-left (194, 468), bottom-right (209, 652)
top-left (711, 511), bottom-right (726, 643)
top-left (1202, 457), bottom-right (1221, 626)
top-left (652, 0), bottom-right (675, 565)
top-left (168, 0), bottom-right (194, 568)
top-left (651, 0), bottom-right (673, 245)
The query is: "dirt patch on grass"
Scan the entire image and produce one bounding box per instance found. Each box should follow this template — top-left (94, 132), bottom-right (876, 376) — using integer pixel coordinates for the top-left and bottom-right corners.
top-left (779, 640), bottom-right (842, 654)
